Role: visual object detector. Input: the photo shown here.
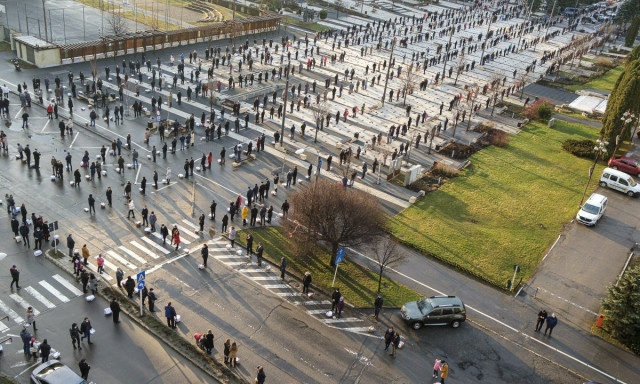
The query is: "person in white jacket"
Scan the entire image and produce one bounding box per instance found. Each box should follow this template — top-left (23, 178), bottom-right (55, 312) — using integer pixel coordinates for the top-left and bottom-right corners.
top-left (166, 167), bottom-right (172, 185)
top-left (127, 199), bottom-right (135, 219)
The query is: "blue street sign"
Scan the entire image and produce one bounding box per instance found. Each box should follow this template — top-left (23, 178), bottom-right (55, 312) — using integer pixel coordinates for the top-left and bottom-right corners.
top-left (335, 247), bottom-right (345, 264)
top-left (137, 271), bottom-right (146, 283)
top-left (138, 281), bottom-right (145, 290)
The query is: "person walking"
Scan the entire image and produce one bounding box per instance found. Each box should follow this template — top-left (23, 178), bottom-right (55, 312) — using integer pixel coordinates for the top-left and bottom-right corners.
top-left (10, 265), bottom-right (21, 289)
top-left (544, 313), bottom-right (558, 337)
top-left (148, 288), bottom-right (157, 312)
top-left (433, 358), bottom-right (442, 380)
top-left (279, 257), bottom-right (287, 281)
top-left (80, 317), bottom-right (93, 344)
top-left (127, 199), bottom-right (136, 219)
top-left (440, 361), bottom-right (449, 384)
top-left (165, 302), bottom-right (177, 329)
top-left (223, 339), bottom-right (231, 364)
top-left (38, 339), bottom-right (51, 363)
top-left (199, 213), bottom-right (205, 233)
top-left (302, 271), bottom-right (312, 294)
top-left (172, 229), bottom-right (181, 251)
top-left (89, 273), bottom-right (98, 295)
top-left (106, 187), bottom-right (113, 206)
top-left (70, 322), bottom-right (82, 350)
top-left (374, 293), bottom-right (383, 320)
top-left (535, 309), bottom-right (547, 332)
top-left (336, 296), bottom-right (345, 318)
top-left (390, 331), bottom-right (400, 357)
top-left (110, 299), bottom-right (121, 323)
top-left (124, 276), bottom-right (135, 298)
top-left (201, 244), bottom-right (209, 267)
top-left (26, 307), bottom-right (37, 331)
top-left (228, 342), bottom-right (238, 367)
top-left (161, 224), bottom-right (169, 245)
top-left (384, 327), bottom-right (395, 351)
top-left (79, 359), bottom-right (91, 380)
top-left (256, 366), bottom-right (266, 384)
top-left (149, 211), bottom-right (157, 232)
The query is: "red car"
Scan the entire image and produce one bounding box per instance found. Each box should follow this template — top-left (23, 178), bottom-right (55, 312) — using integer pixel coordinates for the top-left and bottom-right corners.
top-left (608, 157), bottom-right (640, 176)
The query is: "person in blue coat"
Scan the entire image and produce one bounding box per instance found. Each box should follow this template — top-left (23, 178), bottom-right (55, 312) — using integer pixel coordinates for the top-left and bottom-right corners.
top-left (165, 302), bottom-right (177, 329)
top-left (544, 313), bottom-right (558, 337)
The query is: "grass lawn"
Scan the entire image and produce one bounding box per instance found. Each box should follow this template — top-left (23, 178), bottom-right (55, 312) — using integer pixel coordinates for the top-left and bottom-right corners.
top-left (120, 12), bottom-right (183, 31)
top-left (234, 227), bottom-right (420, 308)
top-left (283, 16), bottom-right (330, 32)
top-left (564, 65), bottom-right (624, 93)
top-left (389, 119), bottom-right (604, 287)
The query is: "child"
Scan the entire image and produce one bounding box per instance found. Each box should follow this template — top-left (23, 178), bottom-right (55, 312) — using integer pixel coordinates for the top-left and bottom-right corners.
top-left (433, 358), bottom-right (441, 379)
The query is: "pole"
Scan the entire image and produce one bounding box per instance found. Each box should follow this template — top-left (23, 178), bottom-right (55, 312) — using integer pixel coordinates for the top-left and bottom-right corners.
top-left (381, 41), bottom-right (395, 105)
top-left (191, 180), bottom-right (196, 217)
top-left (139, 285), bottom-right (143, 316)
top-left (25, 5), bottom-right (29, 36)
top-left (280, 78), bottom-right (289, 147)
top-left (41, 0), bottom-right (48, 41)
top-left (510, 268), bottom-right (518, 291)
top-left (331, 263), bottom-right (339, 287)
top-left (62, 9), bottom-right (66, 44)
top-left (37, 19), bottom-right (41, 39)
top-left (83, 7), bottom-right (86, 41)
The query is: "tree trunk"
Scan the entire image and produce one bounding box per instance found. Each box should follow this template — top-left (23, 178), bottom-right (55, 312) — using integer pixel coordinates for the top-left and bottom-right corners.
top-left (377, 266), bottom-right (383, 293)
top-left (330, 242), bottom-right (338, 266)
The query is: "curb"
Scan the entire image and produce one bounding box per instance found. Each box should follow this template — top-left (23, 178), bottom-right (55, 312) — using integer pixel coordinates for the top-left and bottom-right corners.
top-left (44, 249), bottom-right (249, 384)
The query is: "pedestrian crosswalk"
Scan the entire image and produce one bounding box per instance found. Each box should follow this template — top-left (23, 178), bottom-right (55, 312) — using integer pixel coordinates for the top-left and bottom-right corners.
top-left (0, 274), bottom-right (82, 333)
top-left (205, 239), bottom-right (375, 337)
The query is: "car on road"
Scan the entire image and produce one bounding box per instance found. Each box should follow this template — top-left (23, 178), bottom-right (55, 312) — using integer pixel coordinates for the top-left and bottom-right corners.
top-left (31, 361), bottom-right (89, 384)
top-left (400, 295), bottom-right (466, 330)
top-left (599, 168), bottom-right (640, 197)
top-left (608, 156), bottom-right (640, 176)
top-left (576, 193), bottom-right (607, 226)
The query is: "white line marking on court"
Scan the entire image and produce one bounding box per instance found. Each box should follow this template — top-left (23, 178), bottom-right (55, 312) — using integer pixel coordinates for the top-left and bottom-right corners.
top-left (38, 281), bottom-right (70, 303)
top-left (24, 287), bottom-right (56, 309)
top-left (52, 274), bottom-right (83, 296)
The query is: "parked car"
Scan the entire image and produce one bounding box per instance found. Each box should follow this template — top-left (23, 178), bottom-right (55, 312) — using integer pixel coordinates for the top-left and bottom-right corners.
top-left (400, 295), bottom-right (466, 330)
top-left (31, 361), bottom-right (88, 384)
top-left (576, 193), bottom-right (607, 226)
top-left (599, 167), bottom-right (640, 197)
top-left (608, 156), bottom-right (640, 176)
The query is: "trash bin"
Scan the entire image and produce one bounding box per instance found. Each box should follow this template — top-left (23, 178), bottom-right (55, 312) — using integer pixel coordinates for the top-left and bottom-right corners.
top-left (596, 314), bottom-right (605, 328)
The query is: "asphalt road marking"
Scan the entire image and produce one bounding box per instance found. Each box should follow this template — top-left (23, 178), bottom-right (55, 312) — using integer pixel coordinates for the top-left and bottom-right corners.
top-left (24, 287), bottom-right (56, 309)
top-left (9, 294), bottom-right (40, 315)
top-left (38, 281), bottom-right (70, 303)
top-left (52, 274), bottom-right (83, 296)
top-left (321, 317), bottom-right (362, 324)
top-left (106, 250), bottom-right (137, 270)
top-left (536, 287), bottom-right (598, 316)
top-left (119, 245), bottom-right (148, 265)
top-left (141, 236), bottom-right (171, 254)
top-left (130, 240), bottom-right (160, 259)
top-left (68, 132), bottom-right (80, 148)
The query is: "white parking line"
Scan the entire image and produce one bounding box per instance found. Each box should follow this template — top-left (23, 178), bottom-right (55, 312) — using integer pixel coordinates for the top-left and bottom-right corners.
top-left (130, 240), bottom-right (160, 259)
top-left (38, 281), bottom-right (70, 303)
top-left (9, 294), bottom-right (40, 315)
top-left (24, 287), bottom-right (56, 309)
top-left (52, 274), bottom-right (84, 296)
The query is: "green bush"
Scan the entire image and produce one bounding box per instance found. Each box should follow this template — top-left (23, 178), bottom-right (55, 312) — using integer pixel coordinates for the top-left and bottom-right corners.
top-left (523, 99), bottom-right (554, 121)
top-left (537, 103), bottom-right (553, 121)
top-left (319, 9), bottom-right (327, 19)
top-left (562, 139), bottom-right (596, 158)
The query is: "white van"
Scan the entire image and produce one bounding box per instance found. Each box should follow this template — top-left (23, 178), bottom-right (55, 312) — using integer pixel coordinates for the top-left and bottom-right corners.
top-left (599, 168), bottom-right (640, 197)
top-left (576, 193), bottom-right (607, 226)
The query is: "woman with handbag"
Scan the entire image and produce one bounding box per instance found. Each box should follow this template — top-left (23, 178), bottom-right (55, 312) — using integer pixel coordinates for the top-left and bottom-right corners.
top-left (223, 339), bottom-right (231, 364)
top-left (228, 342), bottom-right (238, 368)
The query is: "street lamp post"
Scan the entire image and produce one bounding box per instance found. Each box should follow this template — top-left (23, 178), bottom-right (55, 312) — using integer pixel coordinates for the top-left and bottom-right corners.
top-left (42, 0), bottom-right (48, 41)
top-left (579, 138), bottom-right (608, 206)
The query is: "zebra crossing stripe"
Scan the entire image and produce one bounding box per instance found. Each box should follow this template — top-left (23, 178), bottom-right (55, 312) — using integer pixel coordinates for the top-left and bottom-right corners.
top-left (276, 292), bottom-right (304, 297)
top-left (24, 287), bottom-right (56, 309)
top-left (141, 236), bottom-right (170, 254)
top-left (52, 274), bottom-right (83, 296)
top-left (0, 299), bottom-right (25, 323)
top-left (106, 250), bottom-right (137, 270)
top-left (181, 219), bottom-right (199, 231)
top-left (222, 261), bottom-right (246, 266)
top-left (214, 255), bottom-right (243, 259)
top-left (38, 281), bottom-right (70, 303)
top-left (0, 322), bottom-right (8, 333)
top-left (207, 247), bottom-right (230, 252)
top-left (249, 276), bottom-right (281, 281)
top-left (130, 240), bottom-right (160, 259)
top-left (307, 309), bottom-right (327, 315)
top-left (9, 294), bottom-right (40, 315)
top-left (342, 327), bottom-right (374, 333)
top-left (84, 263), bottom-right (114, 281)
top-left (263, 284), bottom-right (290, 289)
top-left (303, 300), bottom-right (332, 305)
top-left (176, 225), bottom-right (199, 241)
top-left (321, 318), bottom-right (362, 324)
top-left (118, 246), bottom-right (148, 265)
top-left (237, 269), bottom-right (262, 273)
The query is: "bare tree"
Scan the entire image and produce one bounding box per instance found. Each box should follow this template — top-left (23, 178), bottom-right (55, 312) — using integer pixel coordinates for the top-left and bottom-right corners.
top-left (229, 19), bottom-right (244, 48)
top-left (466, 84), bottom-right (480, 131)
top-left (489, 75), bottom-right (503, 117)
top-left (518, 73), bottom-right (528, 99)
top-left (369, 238), bottom-right (405, 293)
top-left (453, 52), bottom-right (466, 86)
top-left (287, 178), bottom-right (385, 266)
top-left (400, 69), bottom-right (417, 106)
top-left (312, 101), bottom-right (329, 143)
top-left (106, 10), bottom-right (128, 35)
top-left (90, 59), bottom-right (98, 82)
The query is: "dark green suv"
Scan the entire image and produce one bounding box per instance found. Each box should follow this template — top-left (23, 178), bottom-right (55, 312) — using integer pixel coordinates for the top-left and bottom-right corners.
top-left (400, 296), bottom-right (466, 330)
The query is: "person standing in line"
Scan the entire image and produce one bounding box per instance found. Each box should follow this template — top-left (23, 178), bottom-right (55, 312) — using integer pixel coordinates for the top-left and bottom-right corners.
top-left (165, 302), bottom-right (177, 329)
top-left (535, 309), bottom-right (547, 332)
top-left (110, 299), bottom-right (121, 323)
top-left (210, 200), bottom-right (217, 220)
top-left (89, 273), bottom-right (98, 295)
top-left (384, 327), bottom-right (394, 351)
top-left (26, 307), bottom-right (37, 331)
top-left (80, 317), bottom-right (93, 344)
top-left (302, 271), bottom-right (312, 294)
top-left (281, 199), bottom-right (289, 220)
top-left (166, 167), bottom-right (172, 184)
top-left (38, 339), bottom-right (51, 363)
top-left (148, 288), bottom-right (157, 312)
top-left (433, 358), bottom-right (442, 379)
top-left (70, 323), bottom-right (82, 350)
top-left (246, 233), bottom-right (253, 255)
top-left (141, 205), bottom-right (149, 227)
top-left (149, 211), bottom-right (157, 232)
top-left (81, 270), bottom-right (89, 293)
top-left (440, 361), bottom-right (449, 384)
top-left (336, 296), bottom-right (345, 318)
top-left (255, 242), bottom-right (264, 266)
top-left (160, 224), bottom-right (169, 245)
top-left (390, 331), bottom-right (400, 357)
top-left (223, 339), bottom-right (231, 364)
top-left (279, 257), bottom-right (287, 281)
top-left (228, 342), bottom-right (238, 367)
top-left (201, 244), bottom-right (209, 267)
top-left (221, 214), bottom-right (229, 233)
top-left (199, 213), bottom-right (205, 233)
top-left (10, 265), bottom-right (21, 289)
top-left (20, 327), bottom-right (31, 355)
top-left (374, 293), bottom-right (383, 320)
top-left (204, 330), bottom-right (214, 354)
top-left (79, 359), bottom-right (90, 380)
top-left (81, 244), bottom-right (90, 265)
top-left (106, 186), bottom-right (113, 206)
top-left (172, 229), bottom-right (181, 251)
top-left (229, 227), bottom-right (236, 247)
top-left (256, 366), bottom-right (266, 384)
top-left (124, 276), bottom-right (135, 298)
top-left (127, 199), bottom-right (136, 219)
top-left (19, 222), bottom-right (30, 247)
top-left (88, 194), bottom-right (96, 215)
top-left (116, 267), bottom-right (124, 288)
top-left (544, 313), bottom-right (558, 337)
